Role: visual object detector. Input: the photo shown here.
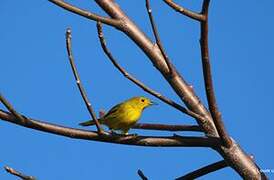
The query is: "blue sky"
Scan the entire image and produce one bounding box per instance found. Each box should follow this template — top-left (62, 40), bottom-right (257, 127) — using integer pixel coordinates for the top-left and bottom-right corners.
top-left (1, 0), bottom-right (274, 179)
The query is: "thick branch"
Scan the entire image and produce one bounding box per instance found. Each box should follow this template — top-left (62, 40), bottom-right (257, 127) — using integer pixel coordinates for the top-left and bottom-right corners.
top-left (96, 22), bottom-right (205, 122)
top-left (66, 28), bottom-right (103, 134)
top-left (4, 166), bottom-right (36, 180)
top-left (163, 0), bottom-right (205, 21)
top-left (176, 160), bottom-right (227, 180)
top-left (199, 0), bottom-right (232, 147)
top-left (0, 109), bottom-right (220, 148)
top-left (49, 0), bottom-right (121, 27)
top-left (145, 0), bottom-right (174, 75)
top-left (133, 123), bottom-right (202, 132)
top-left (217, 141), bottom-right (265, 179)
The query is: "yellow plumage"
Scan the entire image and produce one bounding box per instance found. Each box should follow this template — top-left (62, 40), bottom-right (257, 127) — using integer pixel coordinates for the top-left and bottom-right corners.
top-left (79, 96), bottom-right (155, 134)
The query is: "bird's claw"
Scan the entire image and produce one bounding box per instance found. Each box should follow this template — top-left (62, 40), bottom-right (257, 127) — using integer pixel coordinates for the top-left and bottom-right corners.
top-left (124, 133), bottom-right (138, 137)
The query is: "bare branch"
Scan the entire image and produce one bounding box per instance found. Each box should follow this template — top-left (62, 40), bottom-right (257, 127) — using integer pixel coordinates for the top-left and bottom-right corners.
top-left (175, 160), bottom-right (227, 180)
top-left (65, 28), bottom-right (104, 134)
top-left (133, 123), bottom-right (202, 132)
top-left (0, 109), bottom-right (220, 148)
top-left (0, 93), bottom-right (28, 124)
top-left (199, 0), bottom-right (232, 147)
top-left (145, 0), bottom-right (174, 76)
top-left (49, 0), bottom-right (121, 27)
top-left (163, 0), bottom-right (205, 21)
top-left (96, 21), bottom-right (205, 122)
top-left (4, 166), bottom-right (36, 180)
top-left (137, 169), bottom-right (148, 180)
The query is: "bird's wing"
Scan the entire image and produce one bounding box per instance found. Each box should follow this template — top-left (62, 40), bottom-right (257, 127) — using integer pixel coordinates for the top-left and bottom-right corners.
top-left (103, 103), bottom-right (122, 118)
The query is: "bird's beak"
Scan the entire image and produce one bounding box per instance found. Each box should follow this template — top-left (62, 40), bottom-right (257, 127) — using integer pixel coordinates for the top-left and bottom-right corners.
top-left (150, 101), bottom-right (158, 105)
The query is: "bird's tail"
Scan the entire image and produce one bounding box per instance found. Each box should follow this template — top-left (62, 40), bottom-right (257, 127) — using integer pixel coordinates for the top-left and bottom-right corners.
top-left (79, 119), bottom-right (103, 126)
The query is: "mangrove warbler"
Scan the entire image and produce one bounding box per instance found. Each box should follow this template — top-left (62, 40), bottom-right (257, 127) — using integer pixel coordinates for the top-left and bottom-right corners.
top-left (79, 96), bottom-right (155, 134)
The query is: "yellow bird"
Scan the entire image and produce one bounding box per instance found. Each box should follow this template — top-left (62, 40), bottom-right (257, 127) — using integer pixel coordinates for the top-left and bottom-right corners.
top-left (79, 96), bottom-right (155, 135)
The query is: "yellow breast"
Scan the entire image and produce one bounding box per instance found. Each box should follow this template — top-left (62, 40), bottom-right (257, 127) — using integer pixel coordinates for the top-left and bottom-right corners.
top-left (103, 104), bottom-right (142, 130)
top-left (124, 107), bottom-right (142, 123)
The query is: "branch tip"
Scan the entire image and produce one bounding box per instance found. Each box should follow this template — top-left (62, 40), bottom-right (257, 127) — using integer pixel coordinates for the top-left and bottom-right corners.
top-left (4, 166), bottom-right (36, 180)
top-left (137, 169), bottom-right (148, 180)
top-left (145, 0), bottom-right (174, 75)
top-left (164, 0), bottom-right (205, 21)
top-left (49, 0), bottom-right (121, 27)
top-left (65, 28), bottom-right (104, 134)
top-left (176, 160), bottom-right (227, 180)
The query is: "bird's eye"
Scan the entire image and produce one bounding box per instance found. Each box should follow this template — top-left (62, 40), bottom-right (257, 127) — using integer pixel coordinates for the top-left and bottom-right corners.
top-left (141, 99), bottom-right (145, 102)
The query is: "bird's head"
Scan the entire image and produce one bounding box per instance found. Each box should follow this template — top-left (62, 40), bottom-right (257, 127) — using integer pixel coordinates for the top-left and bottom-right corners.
top-left (129, 96), bottom-right (156, 110)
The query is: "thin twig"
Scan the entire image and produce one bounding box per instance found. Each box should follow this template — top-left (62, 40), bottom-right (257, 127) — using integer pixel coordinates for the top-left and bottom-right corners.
top-left (137, 169), bottom-right (148, 180)
top-left (145, 0), bottom-right (174, 76)
top-left (4, 166), bottom-right (36, 180)
top-left (96, 21), bottom-right (205, 122)
top-left (199, 0), bottom-right (232, 147)
top-left (163, 0), bottom-right (205, 21)
top-left (175, 160), bottom-right (227, 180)
top-left (49, 0), bottom-right (121, 27)
top-left (0, 109), bottom-right (220, 148)
top-left (133, 123), bottom-right (202, 132)
top-left (65, 28), bottom-right (103, 134)
top-left (0, 93), bottom-right (28, 124)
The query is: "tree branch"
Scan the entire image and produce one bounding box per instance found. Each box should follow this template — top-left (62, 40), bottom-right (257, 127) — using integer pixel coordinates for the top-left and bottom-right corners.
top-left (49, 0), bottom-right (122, 27)
top-left (163, 0), bottom-right (205, 21)
top-left (96, 21), bottom-right (205, 122)
top-left (199, 0), bottom-right (232, 147)
top-left (145, 0), bottom-right (174, 75)
top-left (66, 28), bottom-right (103, 134)
top-left (133, 123), bottom-right (202, 132)
top-left (137, 169), bottom-right (148, 180)
top-left (0, 93), bottom-right (28, 124)
top-left (4, 166), bottom-right (36, 180)
top-left (175, 160), bottom-right (227, 180)
top-left (0, 109), bottom-right (220, 148)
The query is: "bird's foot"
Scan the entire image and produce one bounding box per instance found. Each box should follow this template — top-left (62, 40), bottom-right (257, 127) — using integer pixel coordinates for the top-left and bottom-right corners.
top-left (124, 133), bottom-right (138, 137)
top-left (108, 129), bottom-right (138, 137)
top-left (109, 130), bottom-right (119, 136)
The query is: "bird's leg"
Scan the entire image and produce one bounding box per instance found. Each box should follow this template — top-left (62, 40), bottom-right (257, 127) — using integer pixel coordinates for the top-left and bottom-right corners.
top-left (109, 129), bottom-right (116, 135)
top-left (109, 129), bottom-right (123, 136)
top-left (122, 129), bottom-right (130, 136)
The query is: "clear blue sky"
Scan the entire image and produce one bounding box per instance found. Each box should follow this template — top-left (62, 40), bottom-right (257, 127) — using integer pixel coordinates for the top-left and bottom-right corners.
top-left (1, 1), bottom-right (274, 179)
